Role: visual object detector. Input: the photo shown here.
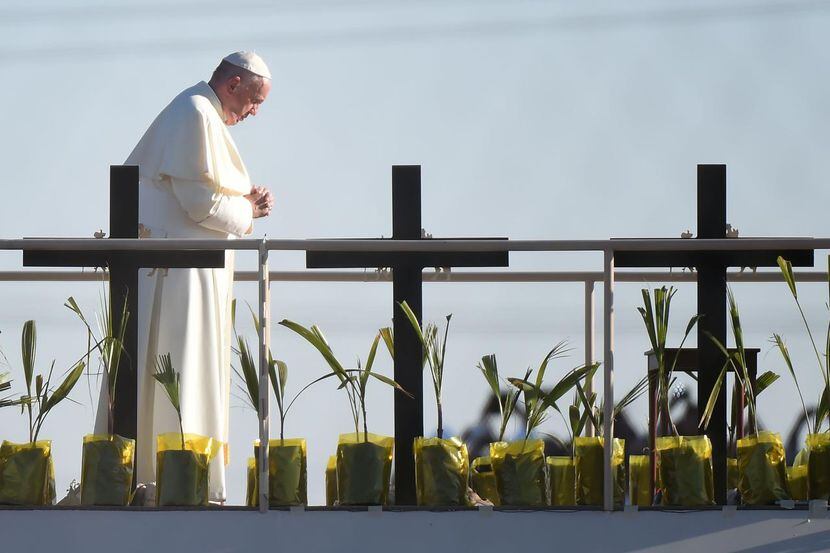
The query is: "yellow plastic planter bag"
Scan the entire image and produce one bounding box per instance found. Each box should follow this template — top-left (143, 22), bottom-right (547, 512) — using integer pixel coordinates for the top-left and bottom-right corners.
top-left (807, 433), bottom-right (830, 500)
top-left (0, 440), bottom-right (55, 505)
top-left (736, 431), bottom-right (789, 505)
top-left (254, 438), bottom-right (307, 506)
top-left (628, 455), bottom-right (652, 507)
top-left (414, 437), bottom-right (469, 506)
top-left (727, 458), bottom-right (738, 490)
top-left (246, 457), bottom-right (258, 507)
top-left (656, 435), bottom-right (714, 506)
top-left (547, 456), bottom-right (575, 506)
top-left (325, 455), bottom-right (338, 506)
top-left (470, 456), bottom-right (499, 505)
top-left (788, 465), bottom-right (808, 501)
top-left (490, 439), bottom-right (548, 506)
top-left (156, 433), bottom-right (220, 507)
top-left (574, 437), bottom-right (625, 507)
top-left (81, 434), bottom-right (135, 506)
top-left (336, 432), bottom-right (393, 505)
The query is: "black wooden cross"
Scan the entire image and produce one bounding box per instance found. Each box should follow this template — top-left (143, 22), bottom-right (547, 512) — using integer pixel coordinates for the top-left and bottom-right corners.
top-left (23, 165), bottom-right (224, 446)
top-left (614, 164), bottom-right (813, 504)
top-left (307, 165), bottom-right (509, 505)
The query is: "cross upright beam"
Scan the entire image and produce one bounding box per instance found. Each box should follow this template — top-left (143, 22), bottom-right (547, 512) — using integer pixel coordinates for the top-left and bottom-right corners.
top-left (615, 164), bottom-right (813, 504)
top-left (23, 166), bottom-right (225, 443)
top-left (307, 165), bottom-right (509, 504)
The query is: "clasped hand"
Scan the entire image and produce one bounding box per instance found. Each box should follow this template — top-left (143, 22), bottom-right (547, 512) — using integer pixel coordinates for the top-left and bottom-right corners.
top-left (245, 186), bottom-right (274, 218)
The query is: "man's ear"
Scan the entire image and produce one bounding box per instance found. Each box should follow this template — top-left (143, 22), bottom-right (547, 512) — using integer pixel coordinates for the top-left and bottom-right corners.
top-left (228, 75), bottom-right (242, 92)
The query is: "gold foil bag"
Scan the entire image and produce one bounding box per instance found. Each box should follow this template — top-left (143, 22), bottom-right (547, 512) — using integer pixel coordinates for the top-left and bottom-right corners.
top-left (336, 432), bottom-right (393, 505)
top-left (490, 439), bottom-right (548, 506)
top-left (81, 434), bottom-right (135, 506)
top-left (414, 437), bottom-right (469, 506)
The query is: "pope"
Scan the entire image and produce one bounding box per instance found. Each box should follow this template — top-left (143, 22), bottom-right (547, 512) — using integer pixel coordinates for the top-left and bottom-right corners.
top-left (95, 51), bottom-right (274, 504)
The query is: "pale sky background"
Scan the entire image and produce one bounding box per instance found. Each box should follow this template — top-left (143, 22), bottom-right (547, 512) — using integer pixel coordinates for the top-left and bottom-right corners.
top-left (1, 0), bottom-right (830, 505)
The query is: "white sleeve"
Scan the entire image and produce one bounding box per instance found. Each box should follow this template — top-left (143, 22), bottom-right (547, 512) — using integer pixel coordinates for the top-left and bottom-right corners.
top-left (169, 177), bottom-right (253, 237)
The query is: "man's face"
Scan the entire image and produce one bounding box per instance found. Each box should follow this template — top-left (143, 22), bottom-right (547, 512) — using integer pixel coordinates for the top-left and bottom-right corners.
top-left (223, 77), bottom-right (271, 126)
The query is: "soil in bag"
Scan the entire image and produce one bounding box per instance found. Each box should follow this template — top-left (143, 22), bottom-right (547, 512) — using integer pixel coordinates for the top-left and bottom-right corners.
top-left (336, 433), bottom-right (393, 506)
top-left (325, 455), bottom-right (337, 506)
top-left (737, 431), bottom-right (789, 505)
top-left (628, 455), bottom-right (652, 507)
top-left (246, 457), bottom-right (258, 507)
top-left (788, 465), bottom-right (808, 501)
top-left (255, 438), bottom-right (307, 506)
top-left (81, 434), bottom-right (135, 506)
top-left (727, 458), bottom-right (738, 490)
top-left (470, 456), bottom-right (499, 505)
top-left (490, 439), bottom-right (548, 506)
top-left (0, 440), bottom-right (54, 505)
top-left (807, 434), bottom-right (830, 500)
top-left (657, 435), bottom-right (714, 507)
top-left (574, 437), bottom-right (625, 507)
top-left (156, 433), bottom-right (219, 507)
top-left (547, 456), bottom-right (575, 506)
top-left (415, 437), bottom-right (469, 506)
top-left (788, 449), bottom-right (809, 501)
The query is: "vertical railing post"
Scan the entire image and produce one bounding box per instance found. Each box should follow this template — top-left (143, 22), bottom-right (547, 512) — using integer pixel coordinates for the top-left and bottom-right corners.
top-left (257, 241), bottom-right (270, 513)
top-left (584, 279), bottom-right (596, 437)
top-left (603, 249), bottom-right (615, 511)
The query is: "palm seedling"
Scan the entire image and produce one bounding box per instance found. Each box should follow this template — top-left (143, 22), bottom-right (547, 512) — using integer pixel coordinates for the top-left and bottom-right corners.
top-left (477, 344), bottom-right (597, 506)
top-left (699, 288), bottom-right (779, 434)
top-left (233, 304), bottom-right (326, 443)
top-left (639, 286), bottom-right (717, 506)
top-left (65, 291), bottom-right (129, 436)
top-left (773, 256), bottom-right (830, 435)
top-left (398, 301), bottom-right (472, 506)
top-left (564, 364), bottom-right (646, 507)
top-left (66, 291), bottom-right (134, 506)
top-left (398, 300), bottom-right (450, 438)
top-left (20, 320), bottom-right (86, 443)
top-left (572, 372), bottom-right (650, 445)
top-left (476, 354), bottom-right (522, 443)
top-left (280, 319), bottom-right (408, 505)
top-left (505, 342), bottom-right (600, 440)
top-left (0, 321), bottom-right (85, 506)
top-left (153, 353), bottom-right (184, 450)
top-left (638, 286), bottom-right (702, 437)
top-left (152, 352), bottom-right (217, 507)
top-left (698, 288), bottom-right (787, 504)
top-left (773, 255), bottom-right (830, 501)
top-left (279, 319), bottom-right (409, 442)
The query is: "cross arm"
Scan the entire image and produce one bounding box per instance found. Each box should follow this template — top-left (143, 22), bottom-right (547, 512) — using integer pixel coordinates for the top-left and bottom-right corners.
top-left (306, 238), bottom-right (509, 269)
top-left (23, 250), bottom-right (225, 269)
top-left (614, 249), bottom-right (813, 268)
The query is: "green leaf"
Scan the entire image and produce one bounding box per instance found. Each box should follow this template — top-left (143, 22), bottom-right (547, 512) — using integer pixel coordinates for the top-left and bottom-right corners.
top-left (754, 371), bottom-right (780, 397)
top-left (698, 359), bottom-right (729, 429)
top-left (21, 320), bottom-right (36, 396)
top-left (379, 327), bottom-right (394, 359)
top-left (817, 385), bottom-right (830, 432)
top-left (279, 319), bottom-right (348, 381)
top-left (367, 371), bottom-right (412, 397)
top-left (41, 361), bottom-right (85, 415)
top-left (235, 335), bottom-right (259, 414)
top-left (568, 404), bottom-right (580, 437)
top-left (778, 256), bottom-right (798, 300)
top-left (771, 333), bottom-right (812, 435)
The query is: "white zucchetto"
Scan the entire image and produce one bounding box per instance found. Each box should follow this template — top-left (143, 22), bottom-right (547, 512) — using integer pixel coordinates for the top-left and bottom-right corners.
top-left (222, 51), bottom-right (271, 80)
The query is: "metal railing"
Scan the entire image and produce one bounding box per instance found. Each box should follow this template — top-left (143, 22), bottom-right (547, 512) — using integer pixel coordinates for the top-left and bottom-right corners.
top-left (2, 236), bottom-right (826, 511)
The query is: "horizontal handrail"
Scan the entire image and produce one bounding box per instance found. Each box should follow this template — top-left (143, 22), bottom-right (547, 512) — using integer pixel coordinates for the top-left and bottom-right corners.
top-left (2, 236), bottom-right (828, 252)
top-left (0, 269), bottom-right (824, 283)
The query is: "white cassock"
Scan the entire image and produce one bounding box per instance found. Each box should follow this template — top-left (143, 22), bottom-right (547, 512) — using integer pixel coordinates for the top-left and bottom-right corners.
top-left (95, 81), bottom-right (254, 502)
